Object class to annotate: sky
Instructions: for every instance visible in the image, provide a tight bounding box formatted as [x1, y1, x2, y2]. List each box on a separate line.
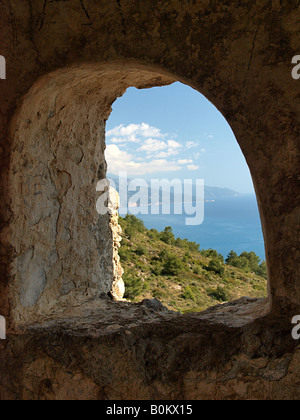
[105, 82, 255, 194]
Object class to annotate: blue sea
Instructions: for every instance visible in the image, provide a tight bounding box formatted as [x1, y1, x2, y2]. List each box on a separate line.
[134, 195, 266, 262]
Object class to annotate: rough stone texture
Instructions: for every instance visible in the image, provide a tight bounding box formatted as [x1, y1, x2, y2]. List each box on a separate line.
[6, 67, 174, 329]
[109, 189, 125, 301]
[9, 73, 114, 327]
[97, 183, 125, 301]
[1, 298, 300, 400]
[0, 0, 299, 400]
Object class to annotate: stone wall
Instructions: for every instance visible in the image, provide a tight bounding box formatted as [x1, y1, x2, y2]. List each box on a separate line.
[9, 72, 114, 327]
[4, 67, 174, 329]
[1, 298, 300, 400]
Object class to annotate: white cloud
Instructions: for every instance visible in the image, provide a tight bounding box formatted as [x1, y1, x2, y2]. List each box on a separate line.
[142, 138, 182, 155]
[156, 149, 180, 158]
[178, 159, 193, 165]
[187, 165, 199, 171]
[186, 141, 198, 149]
[107, 123, 183, 162]
[105, 144, 135, 173]
[109, 135, 139, 144]
[107, 123, 164, 140]
[167, 140, 181, 149]
[105, 144, 181, 176]
[138, 138, 182, 159]
[106, 123, 203, 176]
[139, 138, 168, 153]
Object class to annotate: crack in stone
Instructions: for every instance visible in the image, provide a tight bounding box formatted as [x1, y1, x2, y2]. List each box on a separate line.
[115, 0, 126, 36]
[79, 0, 92, 24]
[28, 0, 42, 66]
[6, 0, 18, 45]
[39, 0, 92, 30]
[243, 23, 261, 87]
[39, 0, 48, 31]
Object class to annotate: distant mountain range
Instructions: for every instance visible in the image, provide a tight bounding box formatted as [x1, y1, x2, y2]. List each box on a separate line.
[108, 175, 241, 202]
[203, 186, 241, 200]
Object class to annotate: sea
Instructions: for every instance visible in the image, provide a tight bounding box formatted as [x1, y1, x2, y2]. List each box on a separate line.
[129, 195, 266, 262]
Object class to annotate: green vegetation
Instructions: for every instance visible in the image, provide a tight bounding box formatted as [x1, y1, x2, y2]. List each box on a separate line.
[207, 286, 231, 302]
[118, 215, 268, 313]
[225, 250, 267, 277]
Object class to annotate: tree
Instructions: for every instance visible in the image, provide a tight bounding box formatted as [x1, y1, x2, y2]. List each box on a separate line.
[202, 249, 224, 263]
[175, 237, 200, 252]
[160, 226, 175, 245]
[120, 215, 146, 239]
[207, 258, 225, 276]
[162, 253, 183, 276]
[226, 250, 238, 265]
[226, 250, 261, 274]
[207, 286, 230, 302]
[240, 251, 261, 272]
[256, 260, 267, 278]
[123, 273, 144, 300]
[147, 229, 159, 240]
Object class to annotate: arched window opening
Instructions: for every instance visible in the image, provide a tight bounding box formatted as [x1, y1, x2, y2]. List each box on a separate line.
[7, 64, 271, 330]
[106, 82, 267, 313]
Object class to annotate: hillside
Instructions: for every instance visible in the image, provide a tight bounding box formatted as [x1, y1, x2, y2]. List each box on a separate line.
[118, 215, 268, 313]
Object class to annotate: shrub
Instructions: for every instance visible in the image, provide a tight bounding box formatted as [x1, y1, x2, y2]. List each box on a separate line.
[225, 250, 238, 265]
[118, 246, 130, 262]
[162, 254, 183, 276]
[147, 230, 159, 240]
[202, 249, 224, 263]
[159, 249, 169, 262]
[187, 241, 200, 252]
[256, 260, 267, 278]
[207, 286, 230, 302]
[226, 250, 266, 277]
[175, 237, 187, 249]
[153, 288, 167, 299]
[182, 286, 196, 301]
[122, 214, 146, 239]
[253, 284, 266, 291]
[135, 245, 147, 256]
[193, 265, 201, 275]
[207, 258, 225, 276]
[123, 273, 144, 300]
[151, 262, 162, 276]
[160, 226, 175, 245]
[175, 237, 200, 252]
[182, 252, 192, 264]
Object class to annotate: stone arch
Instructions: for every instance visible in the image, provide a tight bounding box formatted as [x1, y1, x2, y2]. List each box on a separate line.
[0, 1, 299, 331]
[7, 63, 177, 328]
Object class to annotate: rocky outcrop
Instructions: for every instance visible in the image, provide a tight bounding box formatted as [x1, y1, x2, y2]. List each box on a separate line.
[1, 298, 300, 400]
[98, 183, 125, 301]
